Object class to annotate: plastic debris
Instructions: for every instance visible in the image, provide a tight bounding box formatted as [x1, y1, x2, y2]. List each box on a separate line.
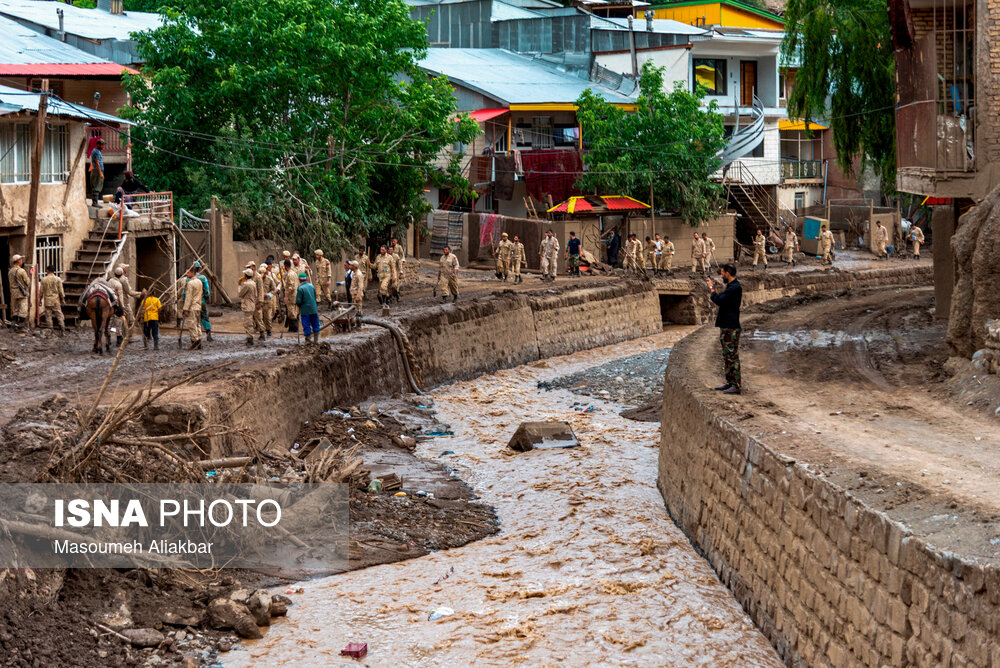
[428, 606, 454, 621]
[340, 642, 368, 659]
[394, 492, 407, 498]
[438, 450, 455, 457]
[284, 586, 304, 595]
[205, 471, 218, 478]
[426, 430, 455, 437]
[324, 409, 351, 418]
[368, 479, 383, 493]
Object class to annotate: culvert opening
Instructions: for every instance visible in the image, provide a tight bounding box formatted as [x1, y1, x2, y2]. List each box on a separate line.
[659, 293, 697, 325]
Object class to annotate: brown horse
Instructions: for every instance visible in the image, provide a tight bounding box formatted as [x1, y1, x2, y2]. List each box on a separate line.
[80, 293, 122, 354]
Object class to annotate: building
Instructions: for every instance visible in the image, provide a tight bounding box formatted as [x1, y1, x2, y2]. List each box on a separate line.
[647, 0, 784, 29]
[417, 48, 639, 217]
[0, 85, 173, 322]
[0, 16, 134, 191]
[0, 0, 163, 67]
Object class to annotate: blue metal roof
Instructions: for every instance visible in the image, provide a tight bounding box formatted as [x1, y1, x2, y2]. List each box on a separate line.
[0, 83, 131, 124]
[0, 16, 110, 65]
[419, 48, 636, 105]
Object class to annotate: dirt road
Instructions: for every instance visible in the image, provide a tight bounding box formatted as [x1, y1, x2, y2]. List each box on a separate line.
[224, 329, 782, 666]
[690, 287, 1000, 561]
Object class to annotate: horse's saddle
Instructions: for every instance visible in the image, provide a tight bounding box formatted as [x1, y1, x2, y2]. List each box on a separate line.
[81, 280, 119, 305]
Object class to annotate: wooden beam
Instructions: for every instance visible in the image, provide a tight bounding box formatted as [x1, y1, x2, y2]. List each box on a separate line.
[25, 80, 48, 270]
[63, 132, 88, 207]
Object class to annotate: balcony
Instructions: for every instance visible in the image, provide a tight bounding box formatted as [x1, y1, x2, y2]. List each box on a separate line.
[780, 160, 823, 180]
[88, 126, 128, 160]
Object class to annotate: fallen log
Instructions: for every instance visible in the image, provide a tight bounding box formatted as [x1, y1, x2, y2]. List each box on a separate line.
[193, 457, 253, 470]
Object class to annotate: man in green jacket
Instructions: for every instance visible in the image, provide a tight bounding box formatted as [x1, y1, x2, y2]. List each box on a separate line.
[295, 273, 320, 343]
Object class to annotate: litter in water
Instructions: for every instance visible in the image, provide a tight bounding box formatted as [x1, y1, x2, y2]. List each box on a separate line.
[428, 606, 455, 621]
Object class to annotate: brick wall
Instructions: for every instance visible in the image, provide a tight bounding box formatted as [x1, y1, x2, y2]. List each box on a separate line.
[659, 300, 1000, 668]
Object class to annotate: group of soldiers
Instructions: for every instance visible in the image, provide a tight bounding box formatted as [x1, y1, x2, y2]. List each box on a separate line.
[491, 232, 528, 283]
[620, 231, 717, 275]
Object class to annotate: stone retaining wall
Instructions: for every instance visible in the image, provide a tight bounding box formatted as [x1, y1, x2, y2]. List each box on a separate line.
[658, 306, 1000, 668]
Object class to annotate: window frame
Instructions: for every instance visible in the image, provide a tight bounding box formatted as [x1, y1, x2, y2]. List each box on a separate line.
[693, 58, 727, 96]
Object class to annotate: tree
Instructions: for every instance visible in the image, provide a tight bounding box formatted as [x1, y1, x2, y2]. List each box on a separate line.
[122, 0, 478, 251]
[575, 62, 727, 226]
[780, 0, 896, 194]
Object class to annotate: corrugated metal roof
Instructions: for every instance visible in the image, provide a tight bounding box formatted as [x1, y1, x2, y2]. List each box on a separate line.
[0, 0, 164, 40]
[491, 0, 545, 21]
[592, 16, 709, 35]
[0, 83, 131, 124]
[419, 48, 636, 105]
[0, 63, 132, 76]
[0, 15, 109, 64]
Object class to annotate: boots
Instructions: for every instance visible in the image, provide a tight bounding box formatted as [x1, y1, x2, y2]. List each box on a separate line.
[246, 336, 254, 346]
[190, 340, 202, 350]
[312, 332, 319, 343]
[452, 294, 458, 302]
[153, 339, 159, 350]
[143, 338, 149, 350]
[206, 331, 214, 342]
[258, 331, 266, 341]
[116, 335, 123, 347]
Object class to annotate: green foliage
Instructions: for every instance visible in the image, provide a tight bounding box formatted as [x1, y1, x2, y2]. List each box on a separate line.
[72, 0, 96, 8]
[122, 0, 478, 251]
[781, 0, 896, 194]
[575, 62, 727, 227]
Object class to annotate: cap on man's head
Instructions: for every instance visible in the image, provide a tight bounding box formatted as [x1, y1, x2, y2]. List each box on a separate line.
[244, 268, 254, 277]
[259, 263, 267, 272]
[11, 254, 22, 263]
[501, 232, 508, 238]
[245, 261, 256, 268]
[298, 272, 308, 281]
[283, 251, 291, 257]
[96, 138, 105, 145]
[292, 254, 300, 260]
[114, 267, 123, 276]
[314, 249, 323, 257]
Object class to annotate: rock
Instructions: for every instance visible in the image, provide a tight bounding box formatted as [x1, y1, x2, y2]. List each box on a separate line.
[507, 421, 580, 452]
[162, 609, 203, 627]
[217, 640, 233, 653]
[174, 630, 186, 642]
[392, 435, 417, 450]
[207, 598, 262, 639]
[270, 595, 291, 617]
[247, 589, 272, 627]
[228, 588, 251, 605]
[153, 414, 171, 425]
[181, 658, 198, 668]
[120, 628, 164, 648]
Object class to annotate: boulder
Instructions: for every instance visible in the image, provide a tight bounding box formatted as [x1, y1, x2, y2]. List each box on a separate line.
[270, 594, 292, 617]
[120, 628, 164, 649]
[247, 589, 272, 627]
[507, 421, 579, 452]
[207, 598, 262, 639]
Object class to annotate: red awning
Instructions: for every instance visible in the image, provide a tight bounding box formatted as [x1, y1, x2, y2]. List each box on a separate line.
[922, 196, 952, 205]
[468, 108, 509, 123]
[549, 195, 649, 214]
[0, 63, 138, 77]
[602, 196, 650, 211]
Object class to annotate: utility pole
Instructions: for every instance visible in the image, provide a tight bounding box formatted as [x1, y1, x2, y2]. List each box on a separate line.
[25, 79, 48, 271]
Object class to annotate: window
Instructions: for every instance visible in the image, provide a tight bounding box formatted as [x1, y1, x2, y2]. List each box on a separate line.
[779, 72, 786, 100]
[694, 58, 726, 96]
[35, 236, 64, 277]
[749, 138, 764, 158]
[794, 192, 805, 210]
[42, 125, 69, 183]
[0, 124, 30, 183]
[554, 124, 580, 147]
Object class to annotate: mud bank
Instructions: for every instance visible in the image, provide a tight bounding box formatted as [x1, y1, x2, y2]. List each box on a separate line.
[659, 291, 1000, 665]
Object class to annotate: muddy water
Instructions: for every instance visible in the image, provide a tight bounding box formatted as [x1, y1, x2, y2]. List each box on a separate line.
[226, 328, 781, 667]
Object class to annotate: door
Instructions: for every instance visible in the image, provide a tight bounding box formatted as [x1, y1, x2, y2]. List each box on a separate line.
[0, 236, 9, 318]
[740, 60, 757, 106]
[794, 192, 806, 211]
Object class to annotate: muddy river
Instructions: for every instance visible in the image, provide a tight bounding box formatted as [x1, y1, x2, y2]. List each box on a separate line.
[225, 328, 781, 666]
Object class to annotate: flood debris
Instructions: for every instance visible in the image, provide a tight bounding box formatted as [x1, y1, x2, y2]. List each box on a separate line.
[507, 421, 580, 452]
[340, 642, 368, 659]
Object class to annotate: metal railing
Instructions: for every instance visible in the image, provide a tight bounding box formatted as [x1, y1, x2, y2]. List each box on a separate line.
[124, 191, 174, 223]
[780, 160, 823, 180]
[718, 96, 765, 169]
[88, 126, 127, 156]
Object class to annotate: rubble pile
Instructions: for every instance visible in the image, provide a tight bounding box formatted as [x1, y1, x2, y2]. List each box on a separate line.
[971, 319, 1000, 375]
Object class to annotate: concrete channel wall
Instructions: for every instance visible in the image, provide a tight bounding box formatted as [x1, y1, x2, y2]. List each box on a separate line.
[658, 267, 1000, 668]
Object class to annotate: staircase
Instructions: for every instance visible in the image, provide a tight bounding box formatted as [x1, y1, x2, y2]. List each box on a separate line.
[726, 161, 780, 236]
[62, 217, 128, 323]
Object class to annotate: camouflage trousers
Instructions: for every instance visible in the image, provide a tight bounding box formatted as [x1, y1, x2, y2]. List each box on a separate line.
[719, 327, 742, 389]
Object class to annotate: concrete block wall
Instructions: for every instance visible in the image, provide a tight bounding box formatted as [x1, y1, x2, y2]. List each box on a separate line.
[658, 285, 1000, 668]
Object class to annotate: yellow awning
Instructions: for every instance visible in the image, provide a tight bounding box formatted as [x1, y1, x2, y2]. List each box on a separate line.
[509, 102, 638, 112]
[779, 120, 829, 131]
